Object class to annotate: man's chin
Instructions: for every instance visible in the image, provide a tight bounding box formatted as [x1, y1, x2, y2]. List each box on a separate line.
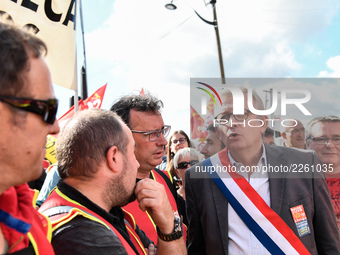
[119, 192, 136, 208]
[128, 193, 136, 204]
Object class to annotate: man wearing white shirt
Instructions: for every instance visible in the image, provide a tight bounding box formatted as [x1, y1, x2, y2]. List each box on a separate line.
[185, 87, 339, 254]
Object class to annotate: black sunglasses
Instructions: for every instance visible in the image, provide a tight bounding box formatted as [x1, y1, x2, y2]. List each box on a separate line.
[0, 95, 58, 124]
[177, 160, 199, 169]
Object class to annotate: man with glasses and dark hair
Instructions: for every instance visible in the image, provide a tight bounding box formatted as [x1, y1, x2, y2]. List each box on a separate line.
[0, 22, 59, 254]
[306, 115, 340, 236]
[110, 93, 187, 244]
[263, 127, 275, 145]
[280, 119, 306, 149]
[185, 87, 339, 254]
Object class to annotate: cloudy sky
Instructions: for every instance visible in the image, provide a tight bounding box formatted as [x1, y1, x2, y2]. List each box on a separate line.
[54, 0, 340, 136]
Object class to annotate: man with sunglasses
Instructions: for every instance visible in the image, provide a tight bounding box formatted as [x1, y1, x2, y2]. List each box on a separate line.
[111, 93, 187, 244]
[0, 23, 59, 254]
[306, 115, 340, 236]
[185, 87, 339, 254]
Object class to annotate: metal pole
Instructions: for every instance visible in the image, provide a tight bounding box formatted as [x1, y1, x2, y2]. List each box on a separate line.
[79, 0, 88, 99]
[81, 66, 88, 99]
[211, 0, 225, 83]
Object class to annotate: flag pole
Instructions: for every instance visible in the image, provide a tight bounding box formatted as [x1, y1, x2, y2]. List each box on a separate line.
[79, 0, 88, 100]
[74, 49, 78, 111]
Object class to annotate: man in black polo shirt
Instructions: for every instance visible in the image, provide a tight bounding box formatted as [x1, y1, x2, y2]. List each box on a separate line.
[40, 109, 186, 254]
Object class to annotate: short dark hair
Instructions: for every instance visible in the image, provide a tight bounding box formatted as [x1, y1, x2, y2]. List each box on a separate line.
[206, 123, 225, 149]
[110, 93, 163, 128]
[306, 115, 340, 140]
[207, 123, 216, 133]
[264, 127, 274, 137]
[57, 109, 129, 179]
[0, 22, 47, 96]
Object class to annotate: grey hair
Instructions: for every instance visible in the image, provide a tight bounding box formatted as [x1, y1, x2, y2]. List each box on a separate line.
[306, 115, 340, 140]
[173, 147, 203, 169]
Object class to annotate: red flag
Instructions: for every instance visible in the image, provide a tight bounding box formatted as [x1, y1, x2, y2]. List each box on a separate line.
[83, 84, 107, 109]
[190, 106, 207, 139]
[202, 97, 215, 133]
[207, 96, 214, 116]
[58, 99, 86, 123]
[58, 84, 107, 122]
[140, 88, 145, 96]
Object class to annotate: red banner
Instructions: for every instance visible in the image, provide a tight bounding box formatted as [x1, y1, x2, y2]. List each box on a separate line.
[190, 106, 206, 139]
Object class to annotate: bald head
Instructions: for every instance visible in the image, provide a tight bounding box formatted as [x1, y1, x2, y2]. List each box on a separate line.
[281, 119, 305, 149]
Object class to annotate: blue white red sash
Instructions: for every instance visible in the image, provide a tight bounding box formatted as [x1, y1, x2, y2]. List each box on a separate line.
[203, 149, 310, 255]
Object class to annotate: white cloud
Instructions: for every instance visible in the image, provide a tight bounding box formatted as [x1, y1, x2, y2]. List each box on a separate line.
[60, 0, 340, 135]
[318, 56, 340, 77]
[85, 0, 340, 82]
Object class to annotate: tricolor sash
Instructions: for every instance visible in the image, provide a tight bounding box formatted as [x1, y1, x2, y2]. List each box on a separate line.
[203, 149, 310, 255]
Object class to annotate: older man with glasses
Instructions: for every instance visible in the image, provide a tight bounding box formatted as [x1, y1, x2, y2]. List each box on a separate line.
[280, 119, 306, 149]
[0, 22, 59, 254]
[306, 115, 340, 236]
[111, 93, 187, 245]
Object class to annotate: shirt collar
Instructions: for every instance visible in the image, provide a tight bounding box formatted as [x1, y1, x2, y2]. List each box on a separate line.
[228, 143, 268, 177]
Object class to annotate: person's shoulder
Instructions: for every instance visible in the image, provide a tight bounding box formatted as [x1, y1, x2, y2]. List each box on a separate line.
[266, 144, 316, 159]
[52, 216, 128, 255]
[187, 160, 206, 175]
[53, 215, 111, 236]
[186, 160, 212, 186]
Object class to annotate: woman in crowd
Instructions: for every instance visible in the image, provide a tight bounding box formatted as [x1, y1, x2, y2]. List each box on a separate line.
[164, 130, 191, 181]
[173, 147, 203, 226]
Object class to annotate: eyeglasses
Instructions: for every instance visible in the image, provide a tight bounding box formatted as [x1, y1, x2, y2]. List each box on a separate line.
[310, 137, 340, 145]
[131, 125, 171, 142]
[172, 138, 187, 145]
[215, 109, 251, 122]
[0, 95, 58, 124]
[177, 160, 199, 169]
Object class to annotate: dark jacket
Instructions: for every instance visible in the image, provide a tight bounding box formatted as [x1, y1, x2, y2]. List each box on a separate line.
[185, 145, 340, 255]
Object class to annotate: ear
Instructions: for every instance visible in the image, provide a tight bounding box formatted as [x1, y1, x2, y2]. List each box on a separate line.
[106, 145, 121, 173]
[215, 126, 223, 141]
[215, 126, 227, 145]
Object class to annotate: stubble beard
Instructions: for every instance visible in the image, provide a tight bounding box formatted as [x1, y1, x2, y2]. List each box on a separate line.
[103, 158, 137, 209]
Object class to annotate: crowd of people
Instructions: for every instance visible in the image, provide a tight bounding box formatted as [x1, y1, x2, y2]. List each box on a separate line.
[1, 22, 340, 255]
